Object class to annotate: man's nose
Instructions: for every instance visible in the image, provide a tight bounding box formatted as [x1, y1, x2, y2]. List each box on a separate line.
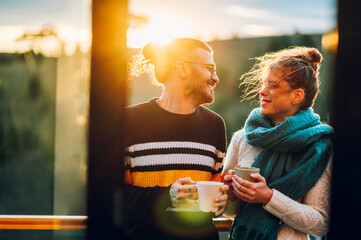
[212, 72, 219, 84]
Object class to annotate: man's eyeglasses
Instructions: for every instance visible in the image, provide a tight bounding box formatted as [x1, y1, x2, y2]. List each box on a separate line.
[182, 61, 217, 75]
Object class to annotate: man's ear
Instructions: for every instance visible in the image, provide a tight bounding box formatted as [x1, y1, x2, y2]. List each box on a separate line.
[291, 88, 305, 105]
[175, 61, 188, 78]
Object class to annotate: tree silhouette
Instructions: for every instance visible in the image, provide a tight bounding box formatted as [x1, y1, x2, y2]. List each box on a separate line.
[16, 26, 65, 56]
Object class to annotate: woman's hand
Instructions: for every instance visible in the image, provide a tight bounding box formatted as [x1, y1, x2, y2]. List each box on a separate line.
[223, 169, 237, 201]
[214, 184, 229, 216]
[170, 177, 197, 208]
[232, 174, 273, 204]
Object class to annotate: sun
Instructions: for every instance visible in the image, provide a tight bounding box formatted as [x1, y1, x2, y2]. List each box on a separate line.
[127, 13, 191, 49]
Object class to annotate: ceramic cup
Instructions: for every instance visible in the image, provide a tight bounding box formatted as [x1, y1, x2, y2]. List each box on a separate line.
[195, 181, 224, 212]
[234, 167, 260, 182]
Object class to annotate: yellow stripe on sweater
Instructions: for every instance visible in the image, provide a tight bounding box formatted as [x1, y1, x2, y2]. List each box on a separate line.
[127, 170, 221, 187]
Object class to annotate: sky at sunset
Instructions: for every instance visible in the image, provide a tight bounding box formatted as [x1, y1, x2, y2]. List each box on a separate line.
[128, 0, 337, 48]
[0, 0, 337, 53]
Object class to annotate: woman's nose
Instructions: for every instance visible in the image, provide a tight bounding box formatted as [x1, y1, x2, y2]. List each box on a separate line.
[259, 85, 268, 96]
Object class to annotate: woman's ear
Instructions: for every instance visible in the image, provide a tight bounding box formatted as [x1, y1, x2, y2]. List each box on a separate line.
[291, 88, 305, 105]
[175, 61, 188, 78]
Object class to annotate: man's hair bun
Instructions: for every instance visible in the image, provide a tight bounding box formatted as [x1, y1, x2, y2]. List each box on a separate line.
[142, 42, 160, 63]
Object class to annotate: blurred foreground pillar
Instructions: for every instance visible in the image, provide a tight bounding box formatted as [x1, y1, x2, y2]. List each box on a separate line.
[329, 0, 361, 239]
[87, 0, 128, 239]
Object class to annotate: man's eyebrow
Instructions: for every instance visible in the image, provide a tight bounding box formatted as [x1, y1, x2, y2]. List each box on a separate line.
[200, 63, 216, 70]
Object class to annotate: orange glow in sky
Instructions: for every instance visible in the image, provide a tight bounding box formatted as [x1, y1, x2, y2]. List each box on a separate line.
[127, 13, 192, 49]
[0, 0, 336, 54]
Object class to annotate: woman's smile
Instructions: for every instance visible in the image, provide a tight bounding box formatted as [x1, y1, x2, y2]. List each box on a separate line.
[260, 98, 271, 107]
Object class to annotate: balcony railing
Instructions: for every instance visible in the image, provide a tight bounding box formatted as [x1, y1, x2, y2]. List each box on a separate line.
[0, 215, 87, 230]
[0, 215, 233, 231]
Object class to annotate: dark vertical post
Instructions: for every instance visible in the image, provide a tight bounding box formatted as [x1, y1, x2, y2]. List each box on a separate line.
[329, 0, 361, 239]
[88, 0, 128, 239]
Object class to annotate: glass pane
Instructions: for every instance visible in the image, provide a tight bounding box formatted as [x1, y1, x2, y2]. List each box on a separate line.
[127, 1, 336, 240]
[0, 0, 91, 217]
[0, 0, 337, 239]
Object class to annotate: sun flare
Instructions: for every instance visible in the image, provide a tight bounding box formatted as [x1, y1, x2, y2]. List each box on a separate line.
[127, 13, 191, 49]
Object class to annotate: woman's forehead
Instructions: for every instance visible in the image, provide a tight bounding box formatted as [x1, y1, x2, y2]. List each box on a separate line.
[266, 66, 291, 79]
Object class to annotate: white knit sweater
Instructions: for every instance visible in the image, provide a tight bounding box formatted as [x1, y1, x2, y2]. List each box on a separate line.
[223, 129, 332, 240]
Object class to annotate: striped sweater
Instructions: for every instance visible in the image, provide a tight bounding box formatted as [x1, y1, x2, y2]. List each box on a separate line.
[124, 98, 226, 187]
[123, 98, 226, 240]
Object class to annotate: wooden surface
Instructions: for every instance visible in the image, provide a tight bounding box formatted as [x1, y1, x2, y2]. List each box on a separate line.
[0, 215, 87, 230]
[213, 217, 234, 232]
[0, 215, 233, 231]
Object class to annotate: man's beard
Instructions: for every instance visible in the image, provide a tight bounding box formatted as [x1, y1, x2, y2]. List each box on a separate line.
[184, 76, 215, 106]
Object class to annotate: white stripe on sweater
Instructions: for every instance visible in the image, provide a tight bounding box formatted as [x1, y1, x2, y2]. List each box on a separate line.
[129, 154, 214, 168]
[126, 141, 225, 158]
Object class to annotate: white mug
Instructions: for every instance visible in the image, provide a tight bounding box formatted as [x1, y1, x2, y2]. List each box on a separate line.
[195, 181, 224, 212]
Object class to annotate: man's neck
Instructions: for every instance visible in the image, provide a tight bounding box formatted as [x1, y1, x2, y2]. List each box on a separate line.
[158, 93, 197, 115]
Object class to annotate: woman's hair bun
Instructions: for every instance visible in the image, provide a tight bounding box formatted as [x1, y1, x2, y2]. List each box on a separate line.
[307, 48, 322, 64]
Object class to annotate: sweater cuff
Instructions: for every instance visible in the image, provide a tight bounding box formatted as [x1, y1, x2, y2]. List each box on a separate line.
[263, 189, 289, 217]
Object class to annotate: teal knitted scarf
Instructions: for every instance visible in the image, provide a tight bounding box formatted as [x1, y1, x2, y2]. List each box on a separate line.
[229, 108, 333, 240]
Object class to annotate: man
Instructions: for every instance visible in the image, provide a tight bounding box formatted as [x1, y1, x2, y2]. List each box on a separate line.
[123, 38, 229, 240]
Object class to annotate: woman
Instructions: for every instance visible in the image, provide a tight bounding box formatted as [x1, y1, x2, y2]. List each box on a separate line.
[222, 47, 333, 240]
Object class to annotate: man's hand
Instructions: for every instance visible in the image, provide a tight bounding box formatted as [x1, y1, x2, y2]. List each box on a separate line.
[170, 177, 198, 208]
[214, 184, 229, 216]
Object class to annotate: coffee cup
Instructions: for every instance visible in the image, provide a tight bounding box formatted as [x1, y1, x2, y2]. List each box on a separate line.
[234, 167, 260, 182]
[195, 181, 224, 212]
